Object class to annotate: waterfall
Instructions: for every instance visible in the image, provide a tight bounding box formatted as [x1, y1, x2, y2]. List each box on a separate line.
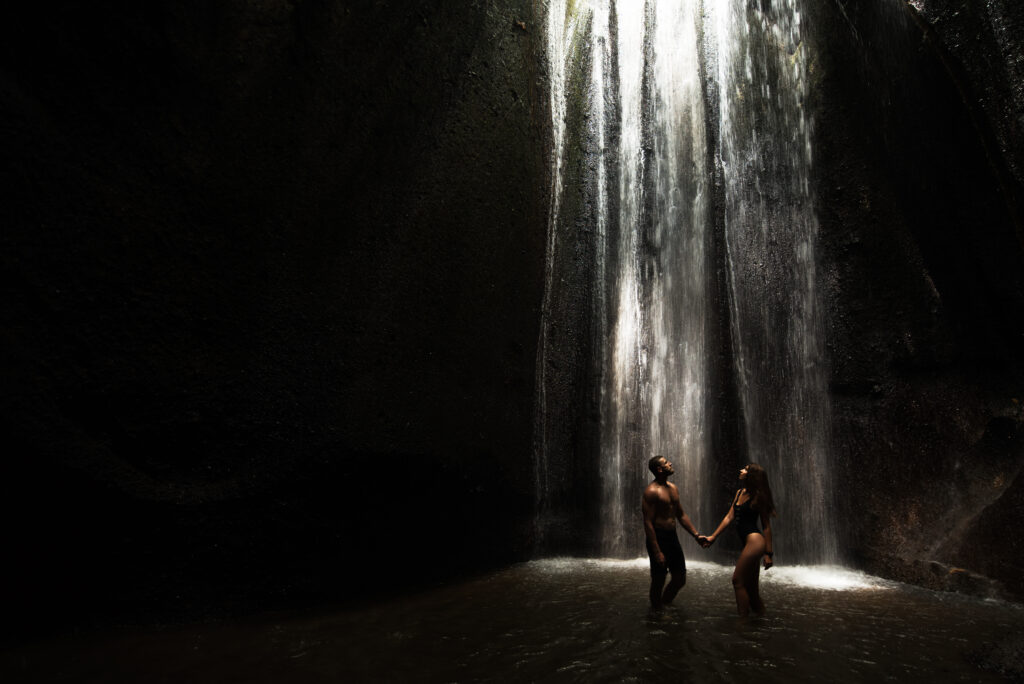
[589, 0, 714, 558]
[710, 0, 837, 564]
[600, 0, 647, 556]
[533, 0, 590, 549]
[643, 0, 715, 553]
[537, 0, 836, 564]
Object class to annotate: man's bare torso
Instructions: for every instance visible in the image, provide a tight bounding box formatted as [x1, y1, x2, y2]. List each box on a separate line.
[643, 481, 679, 531]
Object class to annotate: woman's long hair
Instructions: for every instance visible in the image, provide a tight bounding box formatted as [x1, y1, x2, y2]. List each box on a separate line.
[745, 463, 777, 517]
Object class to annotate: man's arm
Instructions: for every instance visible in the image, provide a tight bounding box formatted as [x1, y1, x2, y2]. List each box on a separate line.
[642, 489, 664, 564]
[670, 484, 701, 540]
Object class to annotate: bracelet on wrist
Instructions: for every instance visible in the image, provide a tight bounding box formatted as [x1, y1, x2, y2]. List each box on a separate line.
[764, 551, 773, 558]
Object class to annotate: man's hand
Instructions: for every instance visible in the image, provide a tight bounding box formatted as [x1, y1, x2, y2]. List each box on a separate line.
[655, 551, 666, 566]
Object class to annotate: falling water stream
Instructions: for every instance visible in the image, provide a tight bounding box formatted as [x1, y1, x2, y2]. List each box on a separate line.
[538, 0, 836, 563]
[711, 0, 837, 564]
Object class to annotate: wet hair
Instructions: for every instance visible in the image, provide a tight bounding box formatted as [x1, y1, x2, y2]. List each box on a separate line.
[744, 463, 777, 517]
[648, 455, 666, 475]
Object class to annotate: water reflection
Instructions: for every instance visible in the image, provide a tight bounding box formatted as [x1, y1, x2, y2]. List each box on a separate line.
[2, 560, 1020, 683]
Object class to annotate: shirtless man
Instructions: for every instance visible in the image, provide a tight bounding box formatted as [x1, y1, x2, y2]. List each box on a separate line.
[642, 455, 705, 608]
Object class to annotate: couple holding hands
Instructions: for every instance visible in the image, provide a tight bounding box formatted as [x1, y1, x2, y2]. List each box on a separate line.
[642, 455, 776, 616]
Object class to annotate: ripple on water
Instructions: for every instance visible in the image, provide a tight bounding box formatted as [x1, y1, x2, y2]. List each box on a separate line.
[0, 559, 1021, 683]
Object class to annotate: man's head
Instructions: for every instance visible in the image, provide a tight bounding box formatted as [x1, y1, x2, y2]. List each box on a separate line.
[648, 455, 673, 477]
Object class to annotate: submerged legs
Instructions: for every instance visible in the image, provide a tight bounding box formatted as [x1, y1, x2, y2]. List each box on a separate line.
[732, 533, 766, 616]
[649, 569, 687, 608]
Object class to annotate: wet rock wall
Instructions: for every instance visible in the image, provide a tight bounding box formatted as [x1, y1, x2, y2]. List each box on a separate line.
[808, 0, 1024, 598]
[1, 0, 549, 635]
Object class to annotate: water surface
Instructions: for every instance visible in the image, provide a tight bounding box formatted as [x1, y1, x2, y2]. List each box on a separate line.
[3, 560, 1020, 682]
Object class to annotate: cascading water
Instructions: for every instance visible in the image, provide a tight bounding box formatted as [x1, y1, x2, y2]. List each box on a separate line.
[591, 0, 716, 558]
[533, 0, 590, 545]
[600, 0, 648, 557]
[537, 0, 836, 564]
[642, 0, 715, 554]
[710, 0, 837, 564]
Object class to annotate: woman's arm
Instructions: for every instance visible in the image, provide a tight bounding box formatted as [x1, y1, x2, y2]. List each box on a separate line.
[761, 511, 774, 569]
[706, 490, 739, 545]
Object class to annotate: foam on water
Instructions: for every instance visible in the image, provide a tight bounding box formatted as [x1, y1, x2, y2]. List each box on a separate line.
[761, 564, 893, 591]
[529, 557, 893, 591]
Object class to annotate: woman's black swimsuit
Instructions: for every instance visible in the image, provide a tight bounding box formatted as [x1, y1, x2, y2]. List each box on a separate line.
[734, 498, 762, 541]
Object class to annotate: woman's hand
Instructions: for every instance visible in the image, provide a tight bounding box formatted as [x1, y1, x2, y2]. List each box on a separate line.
[763, 555, 773, 570]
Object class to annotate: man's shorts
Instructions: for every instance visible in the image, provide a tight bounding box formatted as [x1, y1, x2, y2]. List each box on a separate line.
[647, 527, 687, 577]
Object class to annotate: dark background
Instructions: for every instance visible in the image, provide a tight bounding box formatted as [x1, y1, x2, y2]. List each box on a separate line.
[1, 0, 1022, 639]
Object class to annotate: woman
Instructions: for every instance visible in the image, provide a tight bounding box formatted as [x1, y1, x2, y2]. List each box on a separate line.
[704, 463, 776, 616]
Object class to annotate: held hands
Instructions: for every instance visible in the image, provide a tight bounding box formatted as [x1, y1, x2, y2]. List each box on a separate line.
[696, 534, 713, 549]
[763, 554, 774, 570]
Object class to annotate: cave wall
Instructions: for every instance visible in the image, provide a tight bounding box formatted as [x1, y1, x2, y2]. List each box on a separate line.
[0, 0, 549, 635]
[808, 0, 1024, 597]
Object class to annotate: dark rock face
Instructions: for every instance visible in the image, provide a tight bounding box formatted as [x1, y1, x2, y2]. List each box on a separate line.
[807, 0, 1024, 597]
[1, 0, 548, 635]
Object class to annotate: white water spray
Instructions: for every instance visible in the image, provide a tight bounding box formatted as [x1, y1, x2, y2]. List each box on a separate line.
[710, 0, 837, 563]
[538, 0, 837, 564]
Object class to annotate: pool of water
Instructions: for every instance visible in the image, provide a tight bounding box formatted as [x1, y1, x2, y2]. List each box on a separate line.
[3, 559, 1022, 682]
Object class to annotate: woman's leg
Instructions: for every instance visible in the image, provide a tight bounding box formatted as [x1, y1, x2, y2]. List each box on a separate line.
[731, 533, 766, 616]
[746, 565, 765, 616]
